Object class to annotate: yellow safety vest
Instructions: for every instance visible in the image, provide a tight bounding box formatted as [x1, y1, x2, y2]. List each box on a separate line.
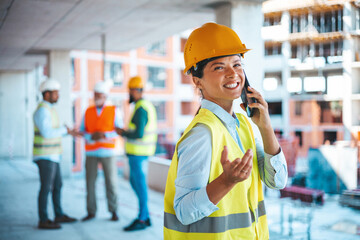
[125, 99, 157, 156]
[33, 102, 62, 156]
[164, 108, 268, 240]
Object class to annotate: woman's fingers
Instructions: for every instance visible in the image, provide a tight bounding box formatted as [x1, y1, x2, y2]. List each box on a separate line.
[240, 103, 246, 112]
[247, 87, 267, 107]
[234, 149, 253, 173]
[221, 149, 253, 183]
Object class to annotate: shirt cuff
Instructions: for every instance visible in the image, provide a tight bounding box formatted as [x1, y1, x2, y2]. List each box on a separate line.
[105, 131, 118, 139]
[61, 126, 68, 136]
[194, 187, 219, 217]
[264, 148, 288, 189]
[84, 133, 94, 143]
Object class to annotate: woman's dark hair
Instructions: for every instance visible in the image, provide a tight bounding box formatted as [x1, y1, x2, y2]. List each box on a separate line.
[188, 54, 242, 78]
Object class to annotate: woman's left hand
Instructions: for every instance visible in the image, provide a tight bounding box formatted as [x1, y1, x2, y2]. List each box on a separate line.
[240, 86, 271, 129]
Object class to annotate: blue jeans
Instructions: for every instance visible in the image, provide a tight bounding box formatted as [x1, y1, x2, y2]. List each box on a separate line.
[36, 160, 63, 222]
[128, 155, 149, 221]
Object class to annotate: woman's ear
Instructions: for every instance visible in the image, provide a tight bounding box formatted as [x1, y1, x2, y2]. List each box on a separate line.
[192, 76, 202, 90]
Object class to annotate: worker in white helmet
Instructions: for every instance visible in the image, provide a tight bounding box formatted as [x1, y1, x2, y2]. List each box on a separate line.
[79, 80, 122, 222]
[33, 79, 79, 229]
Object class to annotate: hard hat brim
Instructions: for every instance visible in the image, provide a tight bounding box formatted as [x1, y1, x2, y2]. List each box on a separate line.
[184, 49, 251, 74]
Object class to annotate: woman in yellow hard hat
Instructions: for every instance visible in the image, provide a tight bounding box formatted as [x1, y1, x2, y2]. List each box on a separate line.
[163, 22, 288, 239]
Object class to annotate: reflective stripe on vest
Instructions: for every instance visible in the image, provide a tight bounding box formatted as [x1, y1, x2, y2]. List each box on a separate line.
[164, 201, 266, 233]
[33, 102, 62, 156]
[84, 105, 116, 151]
[125, 99, 157, 156]
[163, 108, 269, 240]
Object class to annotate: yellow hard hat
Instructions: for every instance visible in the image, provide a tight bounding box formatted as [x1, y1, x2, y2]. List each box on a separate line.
[128, 76, 144, 89]
[183, 22, 250, 74]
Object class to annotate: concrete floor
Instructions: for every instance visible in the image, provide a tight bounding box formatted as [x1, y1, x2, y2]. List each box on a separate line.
[1, 158, 360, 240]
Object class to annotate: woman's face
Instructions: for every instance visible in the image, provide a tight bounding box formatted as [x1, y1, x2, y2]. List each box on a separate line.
[193, 55, 245, 111]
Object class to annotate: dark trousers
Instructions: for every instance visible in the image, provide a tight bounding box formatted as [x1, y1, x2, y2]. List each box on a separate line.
[36, 160, 63, 222]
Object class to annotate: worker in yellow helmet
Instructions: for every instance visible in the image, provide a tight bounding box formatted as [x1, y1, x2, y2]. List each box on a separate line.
[116, 76, 157, 231]
[164, 22, 288, 239]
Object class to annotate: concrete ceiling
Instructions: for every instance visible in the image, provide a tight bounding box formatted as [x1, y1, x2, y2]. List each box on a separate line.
[0, 0, 265, 72]
[0, 0, 219, 72]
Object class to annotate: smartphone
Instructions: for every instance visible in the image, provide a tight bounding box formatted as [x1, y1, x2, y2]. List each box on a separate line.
[240, 72, 257, 117]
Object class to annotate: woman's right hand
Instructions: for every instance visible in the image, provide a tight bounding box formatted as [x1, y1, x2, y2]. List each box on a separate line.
[206, 146, 253, 205]
[220, 146, 253, 184]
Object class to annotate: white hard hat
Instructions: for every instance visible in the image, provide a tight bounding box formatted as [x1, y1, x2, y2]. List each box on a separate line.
[39, 79, 61, 92]
[94, 80, 113, 95]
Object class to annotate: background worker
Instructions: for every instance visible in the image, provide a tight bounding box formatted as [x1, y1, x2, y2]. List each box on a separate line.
[33, 79, 78, 230]
[164, 22, 288, 239]
[115, 76, 157, 231]
[80, 81, 121, 222]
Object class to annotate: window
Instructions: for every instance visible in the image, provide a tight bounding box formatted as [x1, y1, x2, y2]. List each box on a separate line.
[300, 14, 308, 32]
[313, 13, 321, 32]
[327, 75, 344, 97]
[300, 44, 310, 62]
[264, 15, 281, 26]
[265, 46, 273, 56]
[264, 73, 281, 91]
[318, 100, 343, 123]
[268, 101, 282, 115]
[324, 131, 337, 144]
[105, 62, 124, 87]
[323, 43, 331, 60]
[263, 77, 279, 91]
[324, 11, 333, 32]
[334, 41, 343, 56]
[274, 129, 283, 137]
[265, 44, 281, 56]
[146, 40, 166, 56]
[315, 43, 322, 57]
[273, 45, 282, 55]
[290, 15, 301, 33]
[336, 9, 343, 31]
[287, 77, 302, 93]
[147, 66, 167, 89]
[152, 101, 166, 121]
[356, 8, 360, 30]
[295, 101, 303, 116]
[181, 102, 192, 115]
[304, 76, 326, 93]
[295, 131, 303, 146]
[291, 45, 298, 59]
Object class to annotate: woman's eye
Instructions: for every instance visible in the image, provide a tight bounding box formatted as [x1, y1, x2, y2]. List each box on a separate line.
[214, 66, 223, 70]
[234, 63, 242, 68]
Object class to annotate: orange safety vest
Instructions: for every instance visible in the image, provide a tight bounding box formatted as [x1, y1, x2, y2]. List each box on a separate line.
[84, 105, 116, 151]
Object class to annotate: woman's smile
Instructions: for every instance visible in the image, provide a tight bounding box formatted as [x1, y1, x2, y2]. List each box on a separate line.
[224, 81, 240, 89]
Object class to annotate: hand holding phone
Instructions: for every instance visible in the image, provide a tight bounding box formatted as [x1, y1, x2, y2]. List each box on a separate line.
[240, 72, 257, 117]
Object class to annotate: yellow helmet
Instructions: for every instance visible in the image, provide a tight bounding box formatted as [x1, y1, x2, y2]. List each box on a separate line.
[183, 22, 250, 74]
[128, 76, 144, 89]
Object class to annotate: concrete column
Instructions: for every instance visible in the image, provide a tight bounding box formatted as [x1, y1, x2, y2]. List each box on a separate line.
[215, 1, 264, 136]
[342, 3, 354, 140]
[215, 2, 232, 27]
[282, 11, 291, 138]
[48, 50, 73, 177]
